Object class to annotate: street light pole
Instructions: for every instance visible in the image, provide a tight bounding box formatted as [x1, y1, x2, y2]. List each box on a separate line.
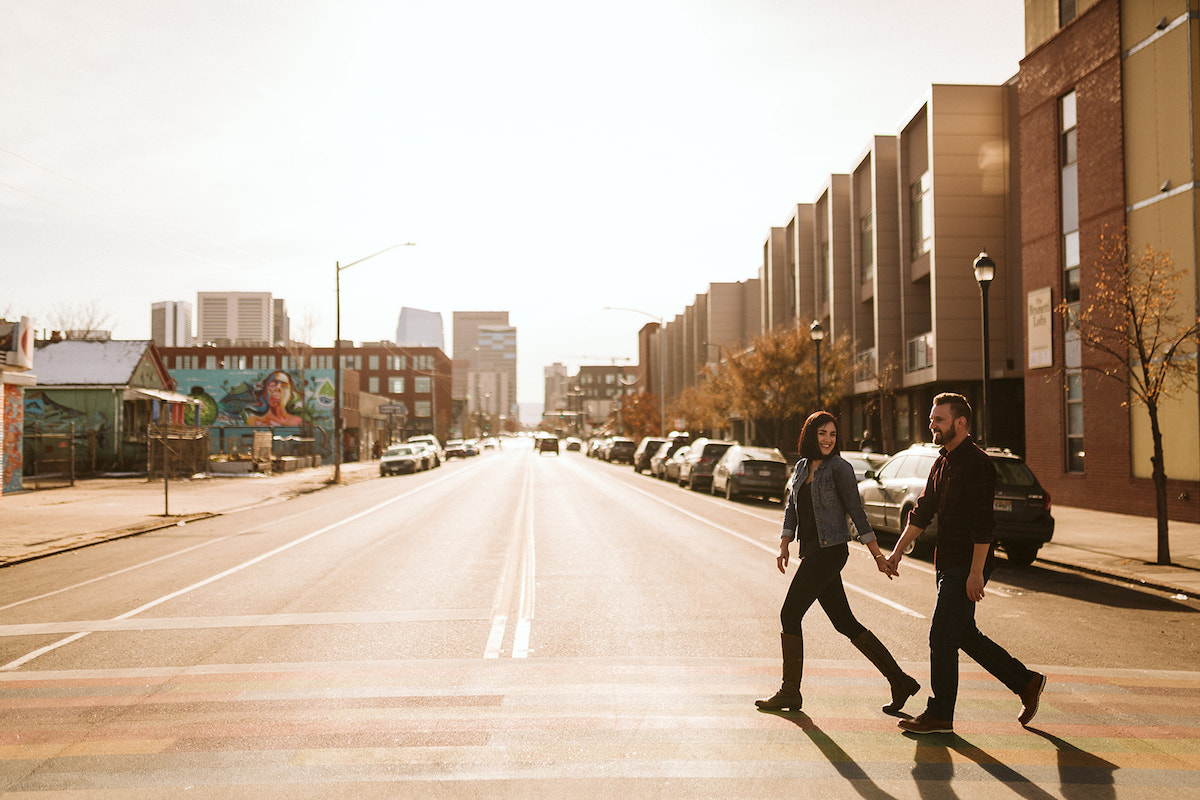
[973, 251, 996, 447]
[333, 242, 415, 483]
[810, 320, 826, 411]
[604, 306, 667, 436]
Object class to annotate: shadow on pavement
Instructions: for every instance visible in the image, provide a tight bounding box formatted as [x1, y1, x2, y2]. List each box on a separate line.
[1025, 727, 1118, 800]
[765, 710, 901, 800]
[989, 561, 1198, 612]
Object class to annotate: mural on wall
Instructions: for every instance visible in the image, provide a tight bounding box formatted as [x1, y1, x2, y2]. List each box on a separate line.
[169, 369, 335, 428]
[3, 384, 23, 493]
[23, 390, 109, 437]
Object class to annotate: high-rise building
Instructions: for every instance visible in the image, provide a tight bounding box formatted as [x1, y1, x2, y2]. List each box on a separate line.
[452, 311, 517, 421]
[544, 362, 569, 415]
[150, 301, 192, 347]
[395, 307, 444, 349]
[272, 298, 290, 345]
[197, 292, 274, 345]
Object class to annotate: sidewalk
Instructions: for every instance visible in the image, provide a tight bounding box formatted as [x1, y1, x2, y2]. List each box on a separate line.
[1, 464, 1198, 598]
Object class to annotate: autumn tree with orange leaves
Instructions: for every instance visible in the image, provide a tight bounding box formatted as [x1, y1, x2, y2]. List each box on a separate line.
[1059, 231, 1200, 564]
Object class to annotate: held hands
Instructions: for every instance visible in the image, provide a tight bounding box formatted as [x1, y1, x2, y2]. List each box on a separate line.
[873, 551, 898, 580]
[885, 549, 903, 577]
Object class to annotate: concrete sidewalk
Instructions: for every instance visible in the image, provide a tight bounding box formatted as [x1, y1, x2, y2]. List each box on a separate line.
[1, 463, 1198, 598]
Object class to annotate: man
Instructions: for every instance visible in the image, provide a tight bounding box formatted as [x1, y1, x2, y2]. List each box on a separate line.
[887, 392, 1046, 734]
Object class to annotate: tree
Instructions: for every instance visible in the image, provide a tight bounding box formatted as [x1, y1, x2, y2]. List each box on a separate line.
[1059, 231, 1200, 564]
[50, 301, 111, 339]
[617, 390, 661, 439]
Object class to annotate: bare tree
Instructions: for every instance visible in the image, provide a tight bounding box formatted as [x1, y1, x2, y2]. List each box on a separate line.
[50, 301, 112, 339]
[1058, 231, 1200, 564]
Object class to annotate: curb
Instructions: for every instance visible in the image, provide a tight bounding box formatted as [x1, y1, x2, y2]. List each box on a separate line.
[1033, 554, 1193, 597]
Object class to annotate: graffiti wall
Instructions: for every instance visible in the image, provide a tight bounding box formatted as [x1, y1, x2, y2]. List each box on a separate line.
[3, 384, 22, 493]
[168, 369, 336, 428]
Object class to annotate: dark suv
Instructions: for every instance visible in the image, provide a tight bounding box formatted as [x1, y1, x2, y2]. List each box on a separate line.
[677, 438, 737, 492]
[632, 437, 668, 473]
[857, 443, 1054, 565]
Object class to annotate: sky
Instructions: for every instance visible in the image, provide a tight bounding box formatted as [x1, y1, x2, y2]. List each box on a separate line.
[1, 0, 1026, 421]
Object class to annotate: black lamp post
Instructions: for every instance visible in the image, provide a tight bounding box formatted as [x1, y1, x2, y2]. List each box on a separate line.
[973, 250, 996, 447]
[810, 320, 826, 410]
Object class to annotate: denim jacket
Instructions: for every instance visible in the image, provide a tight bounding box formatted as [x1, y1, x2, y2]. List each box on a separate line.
[782, 454, 877, 547]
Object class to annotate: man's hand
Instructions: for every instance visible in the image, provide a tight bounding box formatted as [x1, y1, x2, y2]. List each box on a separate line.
[966, 572, 986, 602]
[874, 555, 896, 580]
[885, 550, 903, 576]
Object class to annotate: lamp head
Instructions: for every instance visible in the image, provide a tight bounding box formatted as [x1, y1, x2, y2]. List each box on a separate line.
[809, 320, 826, 342]
[973, 251, 996, 284]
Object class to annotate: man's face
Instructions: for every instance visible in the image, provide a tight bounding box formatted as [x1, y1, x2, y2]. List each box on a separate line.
[928, 403, 960, 446]
[266, 376, 291, 407]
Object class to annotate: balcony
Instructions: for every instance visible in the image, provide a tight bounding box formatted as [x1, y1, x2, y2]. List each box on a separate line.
[905, 332, 934, 372]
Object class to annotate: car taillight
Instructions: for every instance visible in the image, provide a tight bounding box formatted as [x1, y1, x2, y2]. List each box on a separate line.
[1043, 491, 1052, 512]
[734, 464, 745, 476]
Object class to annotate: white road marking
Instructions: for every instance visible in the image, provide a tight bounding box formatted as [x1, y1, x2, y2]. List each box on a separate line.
[1, 464, 482, 672]
[485, 464, 536, 658]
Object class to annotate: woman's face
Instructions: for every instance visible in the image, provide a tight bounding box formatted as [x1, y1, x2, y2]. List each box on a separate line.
[265, 374, 292, 409]
[816, 421, 838, 457]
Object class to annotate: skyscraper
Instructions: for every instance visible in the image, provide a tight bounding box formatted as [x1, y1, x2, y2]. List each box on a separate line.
[150, 301, 192, 347]
[196, 292, 274, 345]
[453, 311, 517, 421]
[395, 307, 444, 349]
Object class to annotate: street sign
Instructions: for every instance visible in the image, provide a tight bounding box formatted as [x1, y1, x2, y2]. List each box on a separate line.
[380, 404, 406, 414]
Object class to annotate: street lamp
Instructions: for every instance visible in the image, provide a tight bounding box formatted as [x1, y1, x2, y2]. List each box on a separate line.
[973, 250, 996, 447]
[810, 320, 826, 410]
[334, 242, 415, 483]
[604, 306, 667, 436]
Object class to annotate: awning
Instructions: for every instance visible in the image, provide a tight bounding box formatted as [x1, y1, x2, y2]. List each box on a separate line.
[123, 387, 199, 404]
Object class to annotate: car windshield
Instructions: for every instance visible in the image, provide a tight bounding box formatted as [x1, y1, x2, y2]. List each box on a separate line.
[742, 447, 785, 462]
[386, 447, 413, 456]
[993, 458, 1038, 487]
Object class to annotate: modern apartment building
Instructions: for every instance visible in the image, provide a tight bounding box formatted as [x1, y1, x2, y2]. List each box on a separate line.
[196, 292, 275, 345]
[1018, 0, 1199, 520]
[150, 301, 192, 347]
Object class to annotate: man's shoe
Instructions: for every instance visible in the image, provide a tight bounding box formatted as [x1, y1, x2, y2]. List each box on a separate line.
[898, 713, 954, 734]
[1018, 673, 1047, 726]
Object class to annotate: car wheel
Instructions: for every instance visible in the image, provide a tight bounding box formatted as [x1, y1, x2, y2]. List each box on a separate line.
[725, 481, 736, 502]
[1003, 543, 1039, 566]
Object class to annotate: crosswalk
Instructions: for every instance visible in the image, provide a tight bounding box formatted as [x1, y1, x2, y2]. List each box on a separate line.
[1, 658, 1197, 798]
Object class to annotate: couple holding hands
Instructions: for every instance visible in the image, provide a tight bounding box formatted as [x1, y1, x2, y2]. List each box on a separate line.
[756, 394, 1047, 735]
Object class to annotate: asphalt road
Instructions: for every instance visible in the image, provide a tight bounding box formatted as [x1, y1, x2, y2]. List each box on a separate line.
[1, 442, 1198, 798]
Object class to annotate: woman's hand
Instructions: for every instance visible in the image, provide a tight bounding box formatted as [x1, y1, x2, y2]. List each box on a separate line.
[777, 539, 790, 573]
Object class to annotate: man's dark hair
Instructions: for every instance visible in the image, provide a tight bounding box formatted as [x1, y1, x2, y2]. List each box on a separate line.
[798, 411, 841, 459]
[932, 392, 973, 426]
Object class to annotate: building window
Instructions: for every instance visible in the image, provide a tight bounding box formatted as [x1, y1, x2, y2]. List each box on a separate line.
[369, 355, 379, 370]
[1059, 0, 1076, 27]
[369, 376, 379, 393]
[1060, 90, 1083, 471]
[860, 212, 874, 282]
[389, 377, 405, 393]
[415, 376, 431, 394]
[910, 172, 933, 257]
[415, 401, 431, 418]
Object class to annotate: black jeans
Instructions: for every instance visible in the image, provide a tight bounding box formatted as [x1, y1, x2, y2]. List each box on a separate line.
[780, 543, 868, 641]
[926, 563, 1034, 720]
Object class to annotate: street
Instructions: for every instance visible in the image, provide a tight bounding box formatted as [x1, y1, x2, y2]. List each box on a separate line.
[1, 442, 1198, 798]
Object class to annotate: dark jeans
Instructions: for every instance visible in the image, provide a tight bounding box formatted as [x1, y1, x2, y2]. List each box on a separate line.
[927, 563, 1034, 720]
[780, 543, 868, 641]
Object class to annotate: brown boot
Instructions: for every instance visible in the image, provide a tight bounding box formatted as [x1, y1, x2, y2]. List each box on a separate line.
[852, 629, 921, 714]
[755, 633, 804, 711]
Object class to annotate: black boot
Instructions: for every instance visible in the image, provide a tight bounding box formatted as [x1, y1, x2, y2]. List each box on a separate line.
[852, 629, 920, 714]
[755, 633, 804, 711]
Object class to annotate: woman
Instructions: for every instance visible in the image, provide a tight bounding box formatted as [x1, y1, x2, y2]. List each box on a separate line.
[245, 370, 304, 427]
[756, 411, 919, 714]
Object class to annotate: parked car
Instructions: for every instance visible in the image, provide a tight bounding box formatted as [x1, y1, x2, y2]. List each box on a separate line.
[632, 437, 668, 473]
[606, 437, 637, 464]
[444, 439, 472, 459]
[379, 444, 424, 476]
[406, 435, 443, 467]
[663, 444, 692, 483]
[857, 443, 1054, 565]
[587, 438, 608, 458]
[840, 449, 889, 481]
[537, 435, 560, 455]
[712, 445, 788, 502]
[564, 437, 584, 452]
[650, 438, 690, 479]
[678, 438, 737, 491]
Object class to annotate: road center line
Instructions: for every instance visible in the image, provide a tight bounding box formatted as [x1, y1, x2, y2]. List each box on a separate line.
[0, 464, 481, 672]
[485, 464, 536, 658]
